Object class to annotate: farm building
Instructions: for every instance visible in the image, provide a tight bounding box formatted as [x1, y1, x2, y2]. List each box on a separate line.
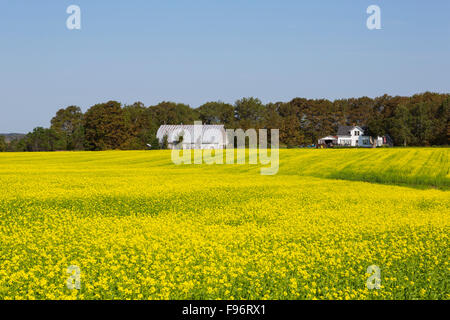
[318, 125, 392, 148]
[317, 136, 338, 146]
[157, 124, 227, 149]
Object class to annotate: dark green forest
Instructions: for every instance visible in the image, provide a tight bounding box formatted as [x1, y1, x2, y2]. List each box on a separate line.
[1, 92, 448, 152]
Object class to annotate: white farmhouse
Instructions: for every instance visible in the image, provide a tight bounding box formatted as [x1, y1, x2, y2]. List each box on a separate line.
[157, 124, 227, 150]
[318, 125, 389, 148]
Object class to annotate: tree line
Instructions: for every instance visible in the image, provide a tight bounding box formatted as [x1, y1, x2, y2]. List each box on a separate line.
[0, 92, 448, 152]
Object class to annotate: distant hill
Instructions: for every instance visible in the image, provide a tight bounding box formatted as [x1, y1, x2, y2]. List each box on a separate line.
[0, 133, 26, 143]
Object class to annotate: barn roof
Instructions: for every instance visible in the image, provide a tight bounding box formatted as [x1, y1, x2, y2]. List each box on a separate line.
[319, 136, 338, 141]
[156, 125, 226, 144]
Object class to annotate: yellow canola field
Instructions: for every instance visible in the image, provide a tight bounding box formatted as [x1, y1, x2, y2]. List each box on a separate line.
[0, 149, 448, 300]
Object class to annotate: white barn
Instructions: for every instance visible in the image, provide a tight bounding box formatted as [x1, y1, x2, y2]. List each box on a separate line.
[157, 124, 227, 150]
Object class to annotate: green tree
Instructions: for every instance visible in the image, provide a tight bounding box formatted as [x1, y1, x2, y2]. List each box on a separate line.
[289, 98, 318, 145]
[0, 136, 6, 152]
[432, 97, 450, 145]
[50, 106, 84, 150]
[6, 138, 26, 152]
[83, 101, 131, 151]
[347, 96, 375, 127]
[160, 134, 169, 149]
[263, 102, 284, 145]
[388, 105, 412, 146]
[264, 103, 283, 129]
[147, 134, 160, 150]
[281, 115, 304, 147]
[149, 102, 199, 126]
[410, 102, 434, 146]
[313, 99, 335, 141]
[234, 97, 266, 130]
[366, 118, 385, 147]
[123, 102, 158, 149]
[197, 101, 234, 126]
[23, 127, 65, 151]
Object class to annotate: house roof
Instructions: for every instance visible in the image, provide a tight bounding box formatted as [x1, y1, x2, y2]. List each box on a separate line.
[337, 125, 364, 136]
[157, 124, 226, 144]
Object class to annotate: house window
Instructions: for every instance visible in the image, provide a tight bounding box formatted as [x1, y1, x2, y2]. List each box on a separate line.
[355, 131, 360, 136]
[340, 139, 351, 146]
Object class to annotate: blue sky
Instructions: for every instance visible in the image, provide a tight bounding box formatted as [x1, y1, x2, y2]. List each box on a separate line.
[1, 0, 449, 132]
